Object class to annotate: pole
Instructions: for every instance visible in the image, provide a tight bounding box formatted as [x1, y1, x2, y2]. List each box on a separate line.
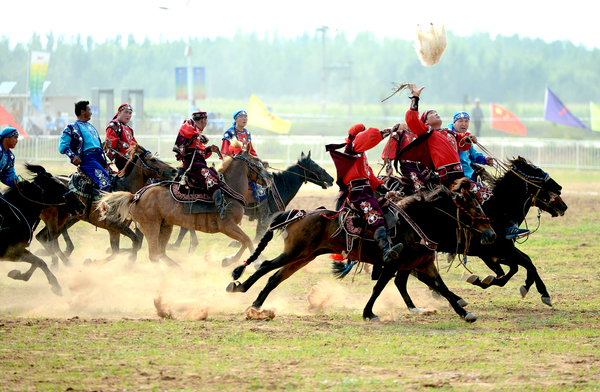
[185, 44, 193, 114]
[317, 25, 328, 116]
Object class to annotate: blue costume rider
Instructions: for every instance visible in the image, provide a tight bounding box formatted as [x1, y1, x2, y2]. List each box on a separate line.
[58, 101, 112, 192]
[0, 127, 21, 231]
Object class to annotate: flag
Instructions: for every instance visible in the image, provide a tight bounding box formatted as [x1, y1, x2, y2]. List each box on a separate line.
[0, 104, 28, 140]
[591, 102, 600, 132]
[544, 87, 590, 130]
[175, 67, 187, 100]
[490, 103, 527, 136]
[247, 94, 291, 134]
[29, 51, 51, 111]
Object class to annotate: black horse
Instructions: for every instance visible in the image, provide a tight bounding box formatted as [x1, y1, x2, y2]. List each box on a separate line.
[169, 151, 334, 253]
[0, 164, 85, 295]
[227, 178, 496, 322]
[340, 157, 568, 318]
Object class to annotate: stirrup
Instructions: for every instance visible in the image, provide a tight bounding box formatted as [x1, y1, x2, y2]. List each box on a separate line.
[505, 226, 530, 239]
[219, 201, 233, 220]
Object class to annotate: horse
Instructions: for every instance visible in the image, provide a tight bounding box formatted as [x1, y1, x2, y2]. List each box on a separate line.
[35, 144, 178, 267]
[337, 157, 568, 318]
[169, 151, 335, 252]
[226, 178, 496, 322]
[98, 145, 274, 270]
[457, 157, 567, 305]
[0, 164, 85, 295]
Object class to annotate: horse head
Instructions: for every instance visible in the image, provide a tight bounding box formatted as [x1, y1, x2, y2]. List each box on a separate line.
[23, 163, 85, 215]
[510, 157, 567, 217]
[297, 151, 334, 189]
[449, 177, 496, 245]
[238, 144, 273, 188]
[121, 144, 178, 181]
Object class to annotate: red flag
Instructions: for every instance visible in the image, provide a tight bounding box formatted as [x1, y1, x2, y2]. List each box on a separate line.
[0, 103, 28, 140]
[490, 103, 527, 136]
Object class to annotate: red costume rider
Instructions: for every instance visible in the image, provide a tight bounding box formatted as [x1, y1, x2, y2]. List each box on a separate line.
[105, 103, 137, 171]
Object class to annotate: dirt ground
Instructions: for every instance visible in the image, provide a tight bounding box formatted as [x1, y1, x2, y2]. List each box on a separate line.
[1, 181, 599, 391]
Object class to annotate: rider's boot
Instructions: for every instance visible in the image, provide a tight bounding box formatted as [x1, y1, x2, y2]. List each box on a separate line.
[257, 199, 270, 226]
[504, 217, 530, 239]
[213, 189, 233, 220]
[374, 226, 403, 263]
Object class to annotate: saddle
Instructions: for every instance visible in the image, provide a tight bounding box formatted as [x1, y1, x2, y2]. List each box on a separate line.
[339, 198, 399, 251]
[169, 180, 245, 214]
[68, 168, 117, 200]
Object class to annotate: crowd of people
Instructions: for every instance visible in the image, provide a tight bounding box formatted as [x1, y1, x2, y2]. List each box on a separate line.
[1, 84, 529, 251]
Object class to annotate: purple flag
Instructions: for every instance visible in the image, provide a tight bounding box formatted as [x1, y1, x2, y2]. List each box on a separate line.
[544, 87, 590, 130]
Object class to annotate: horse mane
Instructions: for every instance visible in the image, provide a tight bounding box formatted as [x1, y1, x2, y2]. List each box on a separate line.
[119, 144, 145, 177]
[397, 185, 449, 209]
[217, 155, 234, 174]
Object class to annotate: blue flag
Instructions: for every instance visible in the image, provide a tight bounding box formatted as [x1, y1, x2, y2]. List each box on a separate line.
[544, 87, 590, 130]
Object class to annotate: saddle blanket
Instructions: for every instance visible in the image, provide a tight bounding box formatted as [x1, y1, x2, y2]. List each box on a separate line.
[68, 171, 117, 200]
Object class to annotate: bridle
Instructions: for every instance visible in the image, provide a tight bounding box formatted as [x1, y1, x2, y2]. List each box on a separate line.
[431, 191, 490, 234]
[509, 165, 558, 212]
[233, 154, 270, 186]
[268, 161, 329, 187]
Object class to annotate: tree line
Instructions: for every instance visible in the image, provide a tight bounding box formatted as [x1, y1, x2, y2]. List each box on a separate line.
[1, 30, 599, 107]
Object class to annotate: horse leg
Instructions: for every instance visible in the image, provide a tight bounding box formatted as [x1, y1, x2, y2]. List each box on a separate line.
[221, 224, 256, 268]
[157, 224, 183, 272]
[58, 216, 80, 257]
[167, 227, 189, 250]
[35, 225, 59, 268]
[7, 248, 63, 296]
[188, 230, 198, 254]
[467, 255, 507, 287]
[513, 248, 552, 306]
[411, 269, 469, 308]
[362, 264, 397, 322]
[415, 263, 476, 322]
[250, 258, 315, 310]
[393, 270, 427, 314]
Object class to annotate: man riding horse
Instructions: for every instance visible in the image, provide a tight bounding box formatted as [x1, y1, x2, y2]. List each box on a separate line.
[327, 123, 404, 264]
[0, 126, 21, 234]
[58, 100, 112, 192]
[401, 83, 529, 240]
[174, 110, 233, 219]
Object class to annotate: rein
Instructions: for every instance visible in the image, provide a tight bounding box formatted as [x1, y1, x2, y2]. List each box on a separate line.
[14, 178, 72, 208]
[268, 163, 327, 187]
[431, 194, 490, 234]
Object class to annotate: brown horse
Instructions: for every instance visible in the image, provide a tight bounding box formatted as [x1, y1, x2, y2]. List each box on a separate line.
[35, 144, 178, 267]
[1, 164, 85, 295]
[99, 146, 273, 270]
[226, 178, 496, 322]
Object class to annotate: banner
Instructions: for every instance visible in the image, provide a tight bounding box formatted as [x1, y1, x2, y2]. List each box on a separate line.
[544, 87, 590, 130]
[175, 66, 206, 101]
[490, 103, 527, 136]
[29, 51, 51, 112]
[247, 94, 291, 134]
[591, 102, 600, 132]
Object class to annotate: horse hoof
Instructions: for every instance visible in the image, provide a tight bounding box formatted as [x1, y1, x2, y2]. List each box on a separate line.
[409, 307, 427, 315]
[226, 281, 240, 293]
[363, 315, 380, 322]
[7, 270, 21, 280]
[464, 312, 477, 323]
[466, 275, 479, 284]
[519, 285, 528, 298]
[105, 247, 112, 254]
[83, 258, 93, 266]
[542, 296, 553, 307]
[457, 299, 469, 307]
[222, 257, 236, 268]
[51, 285, 63, 297]
[481, 275, 495, 285]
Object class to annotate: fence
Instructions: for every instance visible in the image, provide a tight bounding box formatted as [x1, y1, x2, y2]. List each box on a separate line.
[16, 135, 600, 171]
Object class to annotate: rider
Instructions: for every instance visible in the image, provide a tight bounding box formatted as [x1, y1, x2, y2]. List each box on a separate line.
[327, 123, 403, 264]
[448, 111, 495, 182]
[174, 110, 232, 219]
[0, 127, 20, 232]
[221, 110, 270, 223]
[59, 100, 112, 192]
[405, 84, 529, 239]
[105, 103, 138, 171]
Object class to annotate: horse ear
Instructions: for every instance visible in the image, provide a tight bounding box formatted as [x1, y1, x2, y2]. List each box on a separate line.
[245, 143, 251, 153]
[307, 150, 311, 159]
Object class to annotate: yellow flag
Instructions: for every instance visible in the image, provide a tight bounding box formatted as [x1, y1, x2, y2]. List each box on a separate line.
[247, 94, 291, 134]
[591, 102, 600, 132]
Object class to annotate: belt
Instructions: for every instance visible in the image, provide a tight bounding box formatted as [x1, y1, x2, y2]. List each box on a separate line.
[81, 148, 103, 156]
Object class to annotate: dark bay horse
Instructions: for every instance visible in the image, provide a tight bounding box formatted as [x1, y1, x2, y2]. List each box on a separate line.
[169, 151, 335, 252]
[35, 144, 177, 267]
[99, 146, 273, 270]
[226, 178, 496, 322]
[1, 164, 85, 295]
[339, 157, 568, 317]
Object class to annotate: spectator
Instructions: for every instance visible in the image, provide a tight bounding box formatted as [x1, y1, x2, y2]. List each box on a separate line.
[471, 98, 484, 137]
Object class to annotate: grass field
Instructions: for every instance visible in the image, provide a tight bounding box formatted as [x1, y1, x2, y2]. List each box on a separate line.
[1, 166, 599, 391]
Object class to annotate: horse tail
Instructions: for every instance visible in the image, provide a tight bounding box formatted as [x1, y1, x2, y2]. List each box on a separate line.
[331, 261, 355, 280]
[231, 229, 274, 280]
[97, 191, 135, 223]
